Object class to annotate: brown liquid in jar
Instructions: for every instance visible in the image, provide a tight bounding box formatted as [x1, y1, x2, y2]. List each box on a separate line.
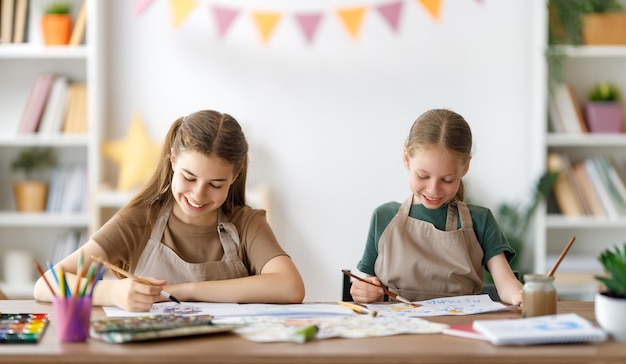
[522, 274, 557, 318]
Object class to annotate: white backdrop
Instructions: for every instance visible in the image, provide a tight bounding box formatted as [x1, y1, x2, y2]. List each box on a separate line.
[102, 0, 544, 301]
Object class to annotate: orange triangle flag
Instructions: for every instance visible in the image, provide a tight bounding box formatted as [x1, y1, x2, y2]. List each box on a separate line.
[417, 0, 442, 20]
[170, 0, 198, 28]
[336, 7, 367, 40]
[252, 11, 282, 44]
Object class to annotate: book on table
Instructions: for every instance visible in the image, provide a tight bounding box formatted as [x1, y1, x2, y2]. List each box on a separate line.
[472, 313, 607, 346]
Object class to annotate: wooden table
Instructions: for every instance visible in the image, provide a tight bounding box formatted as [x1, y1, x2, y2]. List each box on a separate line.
[0, 300, 624, 364]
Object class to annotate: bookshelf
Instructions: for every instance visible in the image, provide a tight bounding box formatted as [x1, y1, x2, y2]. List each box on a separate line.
[536, 44, 626, 300]
[0, 0, 100, 298]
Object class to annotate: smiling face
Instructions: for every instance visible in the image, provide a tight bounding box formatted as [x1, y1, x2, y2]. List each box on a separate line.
[170, 150, 237, 226]
[403, 144, 470, 209]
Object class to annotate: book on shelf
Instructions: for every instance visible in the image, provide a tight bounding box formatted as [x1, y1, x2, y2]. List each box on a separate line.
[571, 162, 606, 217]
[38, 76, 69, 134]
[550, 83, 587, 134]
[17, 73, 56, 134]
[583, 158, 620, 218]
[594, 156, 626, 215]
[62, 82, 88, 133]
[69, 0, 86, 46]
[1, 0, 15, 44]
[12, 0, 28, 43]
[472, 313, 607, 346]
[547, 153, 585, 216]
[46, 164, 87, 214]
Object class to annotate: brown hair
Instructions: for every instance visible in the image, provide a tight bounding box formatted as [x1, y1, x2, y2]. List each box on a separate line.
[122, 110, 249, 219]
[405, 109, 472, 201]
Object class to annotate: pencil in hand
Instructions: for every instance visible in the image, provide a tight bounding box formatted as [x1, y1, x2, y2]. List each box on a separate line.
[90, 255, 181, 304]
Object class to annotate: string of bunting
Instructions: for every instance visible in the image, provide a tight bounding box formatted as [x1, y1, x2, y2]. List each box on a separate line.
[132, 0, 485, 45]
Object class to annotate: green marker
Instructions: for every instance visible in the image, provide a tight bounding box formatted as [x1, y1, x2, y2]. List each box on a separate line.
[290, 325, 318, 344]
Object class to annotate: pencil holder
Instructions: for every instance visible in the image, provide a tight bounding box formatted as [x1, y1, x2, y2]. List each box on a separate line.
[52, 296, 92, 342]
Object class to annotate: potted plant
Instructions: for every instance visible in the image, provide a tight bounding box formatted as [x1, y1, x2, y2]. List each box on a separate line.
[41, 2, 72, 45]
[584, 82, 624, 133]
[11, 147, 57, 212]
[595, 243, 626, 341]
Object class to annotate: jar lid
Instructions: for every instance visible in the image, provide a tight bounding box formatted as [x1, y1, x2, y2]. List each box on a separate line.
[523, 273, 555, 282]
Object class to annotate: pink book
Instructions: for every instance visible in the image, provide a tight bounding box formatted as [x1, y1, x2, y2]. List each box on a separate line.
[17, 73, 57, 134]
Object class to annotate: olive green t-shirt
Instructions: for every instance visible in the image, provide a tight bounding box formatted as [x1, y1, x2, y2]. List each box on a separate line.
[91, 205, 288, 277]
[356, 201, 516, 276]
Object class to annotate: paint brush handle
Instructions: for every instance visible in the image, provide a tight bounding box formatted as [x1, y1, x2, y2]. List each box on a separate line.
[341, 269, 419, 307]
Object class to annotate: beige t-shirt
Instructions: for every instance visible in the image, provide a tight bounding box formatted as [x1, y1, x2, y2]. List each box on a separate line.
[91, 204, 287, 276]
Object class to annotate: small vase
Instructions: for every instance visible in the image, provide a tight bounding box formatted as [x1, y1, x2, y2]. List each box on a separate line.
[584, 102, 624, 133]
[595, 292, 626, 341]
[41, 14, 72, 45]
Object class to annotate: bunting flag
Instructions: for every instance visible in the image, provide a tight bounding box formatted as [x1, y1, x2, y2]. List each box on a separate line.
[336, 7, 367, 40]
[376, 1, 404, 32]
[211, 5, 240, 38]
[134, 0, 480, 45]
[252, 11, 282, 44]
[417, 0, 442, 21]
[134, 0, 155, 16]
[294, 12, 324, 45]
[170, 0, 199, 28]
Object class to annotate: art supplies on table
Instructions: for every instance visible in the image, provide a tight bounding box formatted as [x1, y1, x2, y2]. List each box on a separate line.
[366, 294, 514, 317]
[0, 313, 49, 344]
[472, 313, 607, 346]
[90, 314, 243, 343]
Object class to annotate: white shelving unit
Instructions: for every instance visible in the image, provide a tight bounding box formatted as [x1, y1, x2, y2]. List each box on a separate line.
[0, 0, 101, 298]
[535, 45, 626, 300]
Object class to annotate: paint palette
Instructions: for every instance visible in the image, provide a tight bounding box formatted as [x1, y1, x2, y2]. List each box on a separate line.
[0, 313, 49, 344]
[90, 314, 243, 343]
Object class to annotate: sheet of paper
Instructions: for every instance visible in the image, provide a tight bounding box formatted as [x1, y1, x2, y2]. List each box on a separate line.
[102, 302, 355, 318]
[215, 315, 447, 343]
[366, 294, 514, 317]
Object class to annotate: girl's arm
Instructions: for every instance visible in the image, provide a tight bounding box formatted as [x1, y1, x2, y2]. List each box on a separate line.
[33, 239, 164, 312]
[166, 255, 305, 304]
[487, 253, 523, 305]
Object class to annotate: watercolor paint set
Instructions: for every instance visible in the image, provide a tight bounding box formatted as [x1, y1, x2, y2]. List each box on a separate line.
[0, 313, 49, 344]
[90, 314, 242, 343]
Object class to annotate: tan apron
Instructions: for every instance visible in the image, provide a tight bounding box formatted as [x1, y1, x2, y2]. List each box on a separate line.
[134, 206, 249, 284]
[374, 197, 483, 301]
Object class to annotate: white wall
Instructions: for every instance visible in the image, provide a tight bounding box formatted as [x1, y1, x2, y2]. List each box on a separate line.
[102, 0, 543, 301]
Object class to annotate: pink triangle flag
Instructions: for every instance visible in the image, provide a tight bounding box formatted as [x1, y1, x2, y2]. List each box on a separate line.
[294, 12, 323, 45]
[133, 0, 154, 17]
[376, 1, 404, 32]
[211, 5, 240, 38]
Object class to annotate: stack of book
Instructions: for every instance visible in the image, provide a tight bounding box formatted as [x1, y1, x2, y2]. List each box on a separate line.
[548, 152, 626, 217]
[16, 72, 88, 135]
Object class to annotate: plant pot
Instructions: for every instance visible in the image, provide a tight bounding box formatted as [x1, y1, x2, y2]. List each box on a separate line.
[41, 14, 72, 45]
[584, 102, 624, 133]
[595, 292, 626, 341]
[582, 13, 626, 45]
[13, 181, 48, 212]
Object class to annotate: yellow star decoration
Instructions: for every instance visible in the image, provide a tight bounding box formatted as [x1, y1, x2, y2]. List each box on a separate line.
[101, 114, 162, 191]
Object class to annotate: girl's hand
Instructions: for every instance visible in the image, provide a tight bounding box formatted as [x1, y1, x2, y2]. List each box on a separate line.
[349, 275, 385, 303]
[511, 289, 523, 307]
[110, 277, 166, 312]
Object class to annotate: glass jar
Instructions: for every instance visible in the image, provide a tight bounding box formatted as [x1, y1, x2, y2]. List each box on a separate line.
[522, 274, 557, 318]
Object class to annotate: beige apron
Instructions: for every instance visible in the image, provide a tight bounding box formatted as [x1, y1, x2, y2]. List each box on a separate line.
[134, 206, 249, 284]
[374, 197, 483, 301]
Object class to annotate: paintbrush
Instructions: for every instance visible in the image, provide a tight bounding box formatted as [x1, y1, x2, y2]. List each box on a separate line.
[91, 255, 181, 304]
[341, 270, 420, 307]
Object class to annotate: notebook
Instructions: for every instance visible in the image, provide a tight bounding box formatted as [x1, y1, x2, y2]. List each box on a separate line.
[89, 314, 243, 343]
[472, 313, 607, 346]
[0, 313, 49, 344]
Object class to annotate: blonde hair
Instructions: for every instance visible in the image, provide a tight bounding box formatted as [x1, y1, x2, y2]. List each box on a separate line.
[405, 109, 472, 201]
[121, 110, 248, 220]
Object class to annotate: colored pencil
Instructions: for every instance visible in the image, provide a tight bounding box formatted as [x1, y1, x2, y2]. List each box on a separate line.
[341, 269, 420, 307]
[33, 260, 56, 296]
[90, 255, 181, 304]
[337, 301, 378, 316]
